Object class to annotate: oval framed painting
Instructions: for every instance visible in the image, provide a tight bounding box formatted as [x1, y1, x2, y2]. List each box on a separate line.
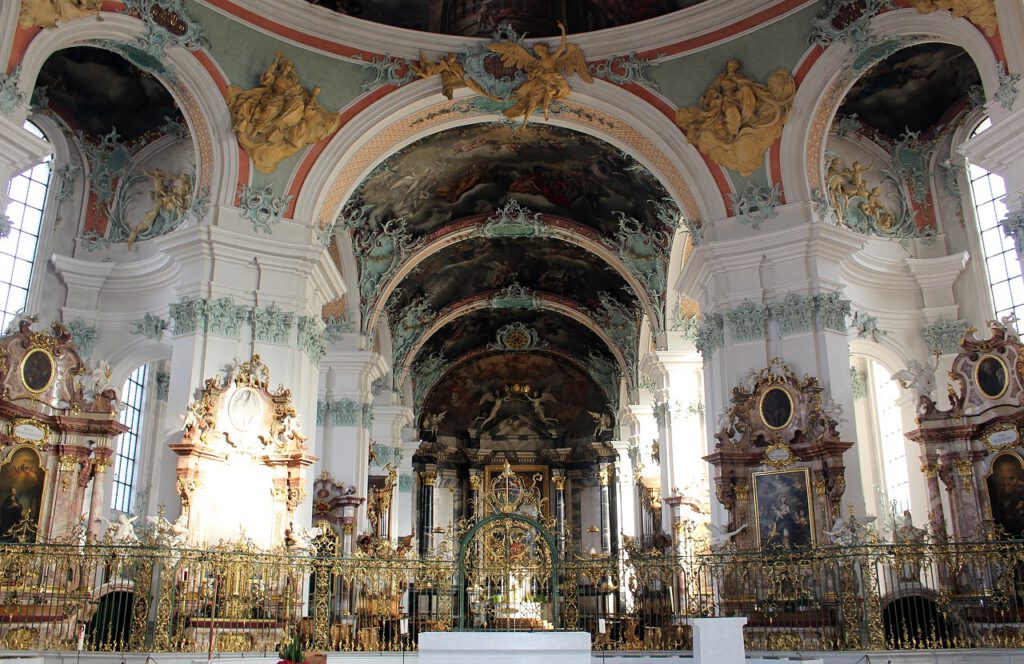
[759, 387, 794, 430]
[975, 354, 1009, 400]
[19, 349, 55, 394]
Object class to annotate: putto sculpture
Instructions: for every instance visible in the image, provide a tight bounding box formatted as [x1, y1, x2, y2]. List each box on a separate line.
[225, 52, 341, 173]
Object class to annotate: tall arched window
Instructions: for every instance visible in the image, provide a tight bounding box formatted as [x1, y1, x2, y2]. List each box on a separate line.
[1, 122, 51, 332]
[111, 365, 149, 513]
[853, 358, 911, 513]
[968, 118, 1024, 329]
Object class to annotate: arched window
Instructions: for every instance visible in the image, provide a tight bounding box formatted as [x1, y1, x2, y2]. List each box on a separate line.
[968, 118, 1024, 328]
[1, 122, 51, 332]
[111, 365, 149, 513]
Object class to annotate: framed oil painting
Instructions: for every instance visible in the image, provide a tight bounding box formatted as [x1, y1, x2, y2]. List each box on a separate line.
[20, 348, 55, 394]
[0, 446, 45, 542]
[975, 354, 1009, 399]
[986, 452, 1024, 538]
[753, 467, 814, 549]
[759, 386, 794, 430]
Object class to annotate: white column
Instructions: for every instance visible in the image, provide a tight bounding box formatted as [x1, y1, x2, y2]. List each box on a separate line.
[319, 350, 387, 530]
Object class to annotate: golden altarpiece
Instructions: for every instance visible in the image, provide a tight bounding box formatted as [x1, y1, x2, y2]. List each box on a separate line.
[908, 320, 1024, 541]
[0, 319, 126, 544]
[706, 359, 853, 552]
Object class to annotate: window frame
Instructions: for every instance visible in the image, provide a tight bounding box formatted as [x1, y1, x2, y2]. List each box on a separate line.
[111, 364, 149, 514]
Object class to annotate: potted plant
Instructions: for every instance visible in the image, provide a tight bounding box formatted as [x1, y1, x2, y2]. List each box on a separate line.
[278, 637, 305, 664]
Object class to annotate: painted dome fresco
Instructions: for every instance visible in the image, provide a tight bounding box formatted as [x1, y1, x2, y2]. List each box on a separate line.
[303, 0, 711, 37]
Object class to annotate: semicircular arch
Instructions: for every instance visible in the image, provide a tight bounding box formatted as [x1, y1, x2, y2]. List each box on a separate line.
[780, 7, 1002, 204]
[13, 12, 239, 208]
[399, 292, 632, 389]
[367, 213, 659, 339]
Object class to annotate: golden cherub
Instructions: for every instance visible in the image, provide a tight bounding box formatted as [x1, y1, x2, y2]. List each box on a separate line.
[487, 21, 592, 131]
[412, 52, 497, 101]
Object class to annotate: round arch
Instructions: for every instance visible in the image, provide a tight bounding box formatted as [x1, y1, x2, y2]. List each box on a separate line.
[780, 8, 1004, 205]
[294, 77, 727, 292]
[399, 295, 632, 392]
[365, 213, 662, 341]
[12, 12, 240, 209]
[455, 511, 561, 630]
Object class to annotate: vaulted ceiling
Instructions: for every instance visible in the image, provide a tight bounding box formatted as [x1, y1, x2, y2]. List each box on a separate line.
[336, 121, 677, 442]
[303, 0, 711, 37]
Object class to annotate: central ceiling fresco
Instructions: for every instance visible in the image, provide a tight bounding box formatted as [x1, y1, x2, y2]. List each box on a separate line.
[388, 236, 639, 315]
[304, 0, 710, 37]
[340, 118, 677, 444]
[350, 123, 671, 240]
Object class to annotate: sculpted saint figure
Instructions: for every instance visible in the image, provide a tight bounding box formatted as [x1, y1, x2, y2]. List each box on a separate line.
[487, 21, 593, 131]
[910, 0, 997, 37]
[19, 0, 101, 28]
[127, 170, 192, 247]
[675, 59, 795, 176]
[225, 52, 340, 173]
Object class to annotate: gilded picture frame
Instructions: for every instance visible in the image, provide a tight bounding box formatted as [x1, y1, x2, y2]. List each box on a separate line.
[975, 354, 1010, 400]
[753, 467, 814, 549]
[19, 347, 55, 395]
[985, 450, 1024, 538]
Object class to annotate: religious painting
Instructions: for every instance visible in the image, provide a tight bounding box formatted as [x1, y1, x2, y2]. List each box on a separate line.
[0, 446, 45, 542]
[350, 123, 671, 240]
[390, 235, 639, 316]
[20, 348, 55, 394]
[975, 355, 1009, 399]
[753, 468, 814, 549]
[759, 386, 794, 430]
[422, 352, 608, 439]
[986, 452, 1024, 538]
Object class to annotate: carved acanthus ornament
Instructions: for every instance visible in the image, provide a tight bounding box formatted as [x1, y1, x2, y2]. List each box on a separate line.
[225, 53, 341, 173]
[675, 59, 795, 176]
[19, 0, 101, 28]
[910, 0, 998, 37]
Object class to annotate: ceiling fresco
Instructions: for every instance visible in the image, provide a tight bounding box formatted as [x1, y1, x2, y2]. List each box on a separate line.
[838, 43, 980, 139]
[422, 351, 610, 439]
[349, 123, 671, 240]
[387, 235, 640, 315]
[304, 0, 710, 37]
[416, 309, 616, 371]
[36, 47, 183, 142]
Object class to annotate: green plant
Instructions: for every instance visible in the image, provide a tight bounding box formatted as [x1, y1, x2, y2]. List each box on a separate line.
[278, 636, 305, 664]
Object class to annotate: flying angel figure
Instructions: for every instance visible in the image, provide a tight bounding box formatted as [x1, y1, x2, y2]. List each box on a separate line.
[476, 390, 507, 429]
[589, 411, 613, 438]
[487, 21, 593, 131]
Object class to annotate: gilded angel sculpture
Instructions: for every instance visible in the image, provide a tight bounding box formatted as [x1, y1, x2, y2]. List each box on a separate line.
[225, 52, 340, 173]
[910, 0, 997, 36]
[487, 21, 593, 131]
[675, 59, 795, 176]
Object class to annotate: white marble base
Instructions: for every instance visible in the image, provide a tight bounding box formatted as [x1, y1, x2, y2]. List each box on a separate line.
[686, 617, 748, 664]
[418, 631, 591, 664]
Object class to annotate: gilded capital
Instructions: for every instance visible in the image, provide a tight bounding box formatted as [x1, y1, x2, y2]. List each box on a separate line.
[734, 482, 750, 501]
[421, 471, 438, 487]
[552, 475, 566, 491]
[597, 466, 611, 487]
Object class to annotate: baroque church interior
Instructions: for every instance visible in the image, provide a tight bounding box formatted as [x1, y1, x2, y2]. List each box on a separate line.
[1, 0, 1024, 659]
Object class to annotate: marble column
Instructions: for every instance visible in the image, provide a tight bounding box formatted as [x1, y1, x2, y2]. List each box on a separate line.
[86, 452, 113, 543]
[419, 469, 437, 556]
[552, 471, 566, 558]
[597, 464, 613, 554]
